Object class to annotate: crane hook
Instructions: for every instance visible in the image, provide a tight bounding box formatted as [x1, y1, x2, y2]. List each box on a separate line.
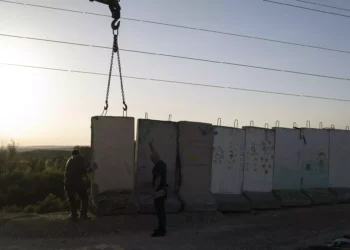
[122, 103, 128, 117]
[123, 102, 127, 110]
[111, 19, 120, 31]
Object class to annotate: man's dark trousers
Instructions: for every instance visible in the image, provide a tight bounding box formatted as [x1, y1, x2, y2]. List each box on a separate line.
[65, 183, 88, 218]
[154, 196, 166, 232]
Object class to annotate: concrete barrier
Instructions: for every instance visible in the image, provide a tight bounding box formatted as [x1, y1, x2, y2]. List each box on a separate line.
[300, 128, 337, 204]
[329, 129, 350, 203]
[273, 128, 311, 207]
[178, 121, 217, 211]
[242, 127, 281, 209]
[135, 119, 181, 213]
[211, 126, 250, 212]
[91, 116, 138, 215]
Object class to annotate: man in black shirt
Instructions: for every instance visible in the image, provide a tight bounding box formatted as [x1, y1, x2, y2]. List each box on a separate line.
[149, 142, 167, 237]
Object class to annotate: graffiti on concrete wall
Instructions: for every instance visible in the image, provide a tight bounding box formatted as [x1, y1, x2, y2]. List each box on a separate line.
[213, 145, 224, 164]
[243, 128, 275, 192]
[304, 152, 328, 172]
[227, 144, 245, 169]
[198, 124, 213, 136]
[212, 128, 245, 169]
[245, 139, 274, 175]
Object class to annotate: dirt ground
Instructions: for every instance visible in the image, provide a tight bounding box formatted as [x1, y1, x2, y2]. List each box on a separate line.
[0, 204, 349, 250]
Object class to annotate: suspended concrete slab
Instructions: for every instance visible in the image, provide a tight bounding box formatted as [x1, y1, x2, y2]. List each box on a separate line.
[178, 121, 217, 212]
[273, 128, 311, 207]
[242, 127, 281, 210]
[91, 116, 138, 215]
[300, 128, 337, 205]
[329, 129, 350, 203]
[211, 126, 250, 212]
[135, 119, 181, 213]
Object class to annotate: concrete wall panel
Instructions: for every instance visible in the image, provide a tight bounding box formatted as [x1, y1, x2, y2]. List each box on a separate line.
[329, 130, 350, 188]
[211, 126, 245, 194]
[178, 121, 216, 211]
[273, 128, 303, 190]
[135, 119, 181, 213]
[136, 119, 177, 190]
[91, 116, 137, 214]
[91, 116, 135, 193]
[300, 129, 329, 189]
[273, 128, 311, 206]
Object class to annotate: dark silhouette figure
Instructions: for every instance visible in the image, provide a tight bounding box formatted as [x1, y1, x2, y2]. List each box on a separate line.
[149, 142, 167, 237]
[64, 149, 90, 221]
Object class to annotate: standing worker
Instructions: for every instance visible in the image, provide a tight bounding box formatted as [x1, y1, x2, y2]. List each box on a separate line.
[149, 141, 167, 237]
[64, 149, 91, 221]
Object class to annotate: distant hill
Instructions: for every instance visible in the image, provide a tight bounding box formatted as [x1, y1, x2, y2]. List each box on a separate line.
[20, 149, 72, 159]
[18, 146, 74, 152]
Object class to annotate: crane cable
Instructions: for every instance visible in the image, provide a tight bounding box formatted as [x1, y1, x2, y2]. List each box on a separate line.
[100, 0, 127, 116]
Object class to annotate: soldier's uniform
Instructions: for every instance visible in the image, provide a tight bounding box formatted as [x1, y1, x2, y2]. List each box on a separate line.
[64, 151, 89, 220]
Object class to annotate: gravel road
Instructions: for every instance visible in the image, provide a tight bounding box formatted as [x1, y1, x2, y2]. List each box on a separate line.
[0, 204, 349, 250]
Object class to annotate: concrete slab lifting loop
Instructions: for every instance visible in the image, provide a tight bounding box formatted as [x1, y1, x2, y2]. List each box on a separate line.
[217, 118, 222, 126]
[250, 120, 254, 126]
[293, 122, 297, 128]
[123, 102, 128, 117]
[234, 119, 239, 128]
[168, 114, 172, 121]
[265, 123, 269, 129]
[275, 120, 280, 127]
[145, 112, 148, 119]
[319, 122, 323, 129]
[306, 120, 311, 128]
[331, 124, 335, 129]
[346, 126, 350, 130]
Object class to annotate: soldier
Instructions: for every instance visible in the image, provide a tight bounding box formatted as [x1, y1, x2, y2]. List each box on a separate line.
[64, 149, 90, 221]
[149, 142, 167, 237]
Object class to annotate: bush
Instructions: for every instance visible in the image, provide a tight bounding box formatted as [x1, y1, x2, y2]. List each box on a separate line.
[0, 143, 94, 213]
[0, 171, 65, 208]
[24, 195, 68, 214]
[2, 205, 23, 213]
[24, 204, 37, 213]
[35, 194, 65, 214]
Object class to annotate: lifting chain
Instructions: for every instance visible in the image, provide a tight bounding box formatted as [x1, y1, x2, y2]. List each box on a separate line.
[100, 0, 128, 116]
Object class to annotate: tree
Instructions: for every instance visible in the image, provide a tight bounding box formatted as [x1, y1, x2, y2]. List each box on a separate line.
[7, 140, 17, 160]
[6, 140, 18, 173]
[0, 143, 6, 173]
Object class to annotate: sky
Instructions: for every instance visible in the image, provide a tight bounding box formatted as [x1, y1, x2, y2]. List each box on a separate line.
[1, 0, 350, 146]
